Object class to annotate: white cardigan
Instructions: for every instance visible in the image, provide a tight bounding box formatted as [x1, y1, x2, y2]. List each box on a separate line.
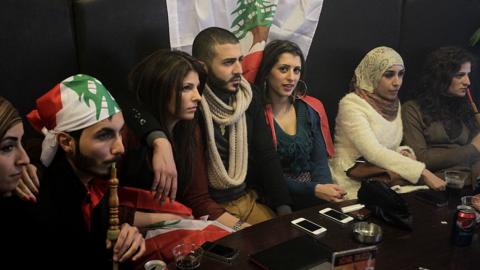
[329, 93, 425, 198]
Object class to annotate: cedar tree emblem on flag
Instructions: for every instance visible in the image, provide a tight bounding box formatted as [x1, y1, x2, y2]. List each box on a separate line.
[63, 74, 120, 120]
[230, 0, 277, 48]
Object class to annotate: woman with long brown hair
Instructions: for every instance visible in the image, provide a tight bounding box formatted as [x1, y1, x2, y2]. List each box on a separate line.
[123, 50, 248, 230]
[402, 47, 480, 179]
[254, 40, 346, 210]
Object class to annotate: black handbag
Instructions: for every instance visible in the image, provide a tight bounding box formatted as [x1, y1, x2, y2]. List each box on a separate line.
[357, 179, 413, 230]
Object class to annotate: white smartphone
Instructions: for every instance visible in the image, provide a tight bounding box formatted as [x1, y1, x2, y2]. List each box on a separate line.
[290, 217, 327, 235]
[319, 207, 354, 224]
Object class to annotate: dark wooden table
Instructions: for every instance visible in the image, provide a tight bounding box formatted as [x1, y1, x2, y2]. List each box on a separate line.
[170, 190, 480, 270]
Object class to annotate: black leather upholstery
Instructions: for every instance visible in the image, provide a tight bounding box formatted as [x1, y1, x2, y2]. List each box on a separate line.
[73, 0, 170, 96]
[306, 0, 403, 128]
[0, 0, 78, 120]
[399, 0, 480, 100]
[2, 0, 480, 135]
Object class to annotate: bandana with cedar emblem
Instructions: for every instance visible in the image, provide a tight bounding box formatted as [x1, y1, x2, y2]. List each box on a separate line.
[27, 74, 120, 167]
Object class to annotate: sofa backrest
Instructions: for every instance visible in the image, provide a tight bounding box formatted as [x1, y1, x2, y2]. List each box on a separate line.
[2, 0, 480, 135]
[1, 0, 78, 122]
[73, 0, 170, 96]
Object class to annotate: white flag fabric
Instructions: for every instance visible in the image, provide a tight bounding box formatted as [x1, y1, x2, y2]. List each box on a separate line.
[26, 74, 120, 167]
[167, 0, 324, 81]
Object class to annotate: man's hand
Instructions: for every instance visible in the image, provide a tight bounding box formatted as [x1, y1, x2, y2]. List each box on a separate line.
[151, 137, 177, 202]
[107, 223, 146, 263]
[15, 164, 40, 202]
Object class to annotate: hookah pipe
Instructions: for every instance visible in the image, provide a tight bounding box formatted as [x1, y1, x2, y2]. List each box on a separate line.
[467, 88, 480, 126]
[107, 163, 120, 270]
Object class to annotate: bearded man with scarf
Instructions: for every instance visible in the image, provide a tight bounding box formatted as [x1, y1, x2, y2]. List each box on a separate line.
[180, 27, 293, 226]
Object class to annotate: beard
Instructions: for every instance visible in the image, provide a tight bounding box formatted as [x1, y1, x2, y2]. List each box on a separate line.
[207, 72, 241, 93]
[71, 149, 121, 179]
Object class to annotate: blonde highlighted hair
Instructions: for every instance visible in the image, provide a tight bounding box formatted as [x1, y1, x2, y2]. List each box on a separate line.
[0, 96, 21, 138]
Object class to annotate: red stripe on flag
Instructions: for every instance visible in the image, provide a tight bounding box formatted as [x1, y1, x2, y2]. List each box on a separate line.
[27, 83, 63, 132]
[242, 51, 264, 84]
[118, 186, 193, 216]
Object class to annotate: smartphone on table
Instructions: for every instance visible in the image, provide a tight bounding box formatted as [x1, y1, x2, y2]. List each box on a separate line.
[201, 241, 239, 263]
[319, 207, 354, 224]
[291, 217, 327, 236]
[414, 190, 448, 207]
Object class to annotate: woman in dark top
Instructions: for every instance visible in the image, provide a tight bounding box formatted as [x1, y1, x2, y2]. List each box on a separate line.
[254, 40, 346, 210]
[402, 47, 480, 181]
[0, 97, 30, 197]
[0, 96, 48, 268]
[123, 50, 249, 230]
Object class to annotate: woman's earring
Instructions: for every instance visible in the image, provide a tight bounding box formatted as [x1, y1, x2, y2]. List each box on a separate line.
[296, 80, 308, 98]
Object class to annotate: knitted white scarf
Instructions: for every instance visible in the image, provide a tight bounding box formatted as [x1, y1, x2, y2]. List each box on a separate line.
[200, 77, 252, 189]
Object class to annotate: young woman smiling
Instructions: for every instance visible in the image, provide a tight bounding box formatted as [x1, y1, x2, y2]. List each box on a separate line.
[254, 40, 346, 210]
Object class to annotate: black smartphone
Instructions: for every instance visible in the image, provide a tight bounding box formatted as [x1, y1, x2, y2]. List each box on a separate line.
[201, 241, 239, 263]
[415, 190, 448, 207]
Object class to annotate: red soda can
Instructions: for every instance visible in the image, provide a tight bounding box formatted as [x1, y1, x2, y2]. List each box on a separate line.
[451, 205, 476, 246]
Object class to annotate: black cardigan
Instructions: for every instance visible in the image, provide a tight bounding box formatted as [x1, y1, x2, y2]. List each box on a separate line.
[122, 84, 293, 209]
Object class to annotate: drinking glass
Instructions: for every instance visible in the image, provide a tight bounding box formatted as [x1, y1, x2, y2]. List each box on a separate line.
[444, 170, 466, 189]
[172, 243, 204, 270]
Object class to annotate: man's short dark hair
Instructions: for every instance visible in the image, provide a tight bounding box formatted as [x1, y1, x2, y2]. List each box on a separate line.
[192, 27, 239, 64]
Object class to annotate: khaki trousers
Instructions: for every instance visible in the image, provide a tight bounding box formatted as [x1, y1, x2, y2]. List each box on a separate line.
[219, 190, 275, 225]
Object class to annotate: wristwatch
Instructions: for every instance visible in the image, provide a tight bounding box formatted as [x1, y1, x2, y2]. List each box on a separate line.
[232, 220, 244, 231]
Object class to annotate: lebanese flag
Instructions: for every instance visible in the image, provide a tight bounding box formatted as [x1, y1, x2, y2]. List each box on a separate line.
[166, 0, 324, 82]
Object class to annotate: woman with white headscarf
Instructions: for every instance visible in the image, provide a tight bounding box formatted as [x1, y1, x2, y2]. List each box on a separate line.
[330, 46, 446, 199]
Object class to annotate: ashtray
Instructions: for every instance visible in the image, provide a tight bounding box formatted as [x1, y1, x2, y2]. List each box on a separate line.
[144, 260, 166, 270]
[352, 222, 382, 244]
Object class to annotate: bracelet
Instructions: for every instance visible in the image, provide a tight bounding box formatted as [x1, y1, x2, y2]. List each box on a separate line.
[232, 220, 244, 231]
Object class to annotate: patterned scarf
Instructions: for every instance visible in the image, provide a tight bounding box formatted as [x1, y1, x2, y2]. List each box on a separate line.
[355, 89, 399, 121]
[200, 76, 252, 189]
[352, 46, 403, 121]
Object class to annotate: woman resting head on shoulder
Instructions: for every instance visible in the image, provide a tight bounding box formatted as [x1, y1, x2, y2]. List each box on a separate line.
[402, 47, 480, 175]
[125, 50, 205, 193]
[128, 50, 253, 230]
[254, 39, 346, 209]
[330, 46, 445, 199]
[0, 96, 30, 198]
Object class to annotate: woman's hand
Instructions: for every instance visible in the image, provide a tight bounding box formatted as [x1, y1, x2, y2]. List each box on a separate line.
[15, 164, 40, 202]
[472, 194, 480, 212]
[421, 169, 446, 191]
[314, 184, 347, 202]
[399, 149, 416, 160]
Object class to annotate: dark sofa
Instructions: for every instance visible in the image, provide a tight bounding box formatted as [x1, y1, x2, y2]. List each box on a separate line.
[2, 0, 480, 136]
